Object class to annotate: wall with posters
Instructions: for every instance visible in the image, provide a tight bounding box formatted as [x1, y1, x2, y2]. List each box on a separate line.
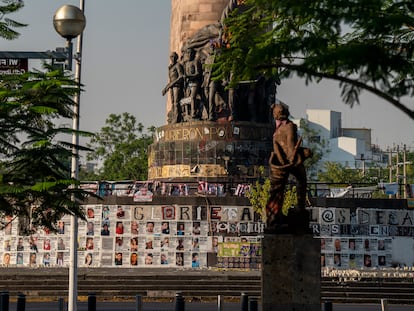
[310, 207, 414, 269]
[216, 241, 262, 269]
[0, 204, 262, 268]
[2, 202, 414, 269]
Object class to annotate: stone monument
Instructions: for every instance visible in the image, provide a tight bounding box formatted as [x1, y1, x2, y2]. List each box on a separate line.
[149, 0, 275, 185]
[150, 1, 321, 310]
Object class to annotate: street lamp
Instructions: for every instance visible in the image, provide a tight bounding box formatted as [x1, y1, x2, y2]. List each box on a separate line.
[53, 5, 86, 311]
[53, 5, 86, 70]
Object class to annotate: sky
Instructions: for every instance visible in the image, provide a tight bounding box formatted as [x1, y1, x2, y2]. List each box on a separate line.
[3, 0, 413, 154]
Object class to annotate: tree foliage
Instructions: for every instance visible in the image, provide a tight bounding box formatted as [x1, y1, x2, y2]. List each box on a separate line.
[85, 113, 154, 181]
[298, 118, 330, 180]
[405, 151, 414, 184]
[214, 0, 414, 119]
[393, 149, 414, 184]
[0, 0, 26, 40]
[0, 65, 93, 233]
[317, 161, 372, 184]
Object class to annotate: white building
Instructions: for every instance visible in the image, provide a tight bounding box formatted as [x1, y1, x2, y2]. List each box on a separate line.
[302, 109, 386, 170]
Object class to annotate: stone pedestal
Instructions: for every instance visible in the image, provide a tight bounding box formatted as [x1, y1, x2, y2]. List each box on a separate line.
[148, 121, 272, 182]
[262, 234, 320, 311]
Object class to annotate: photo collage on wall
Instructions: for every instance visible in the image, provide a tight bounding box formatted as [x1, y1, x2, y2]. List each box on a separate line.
[320, 237, 392, 269]
[0, 204, 262, 268]
[0, 215, 71, 267]
[76, 204, 213, 268]
[311, 207, 408, 269]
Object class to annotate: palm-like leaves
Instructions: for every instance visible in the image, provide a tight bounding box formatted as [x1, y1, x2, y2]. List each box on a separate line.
[0, 1, 26, 40]
[0, 64, 93, 233]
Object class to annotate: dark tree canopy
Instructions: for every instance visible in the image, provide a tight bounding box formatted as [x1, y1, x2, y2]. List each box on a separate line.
[213, 0, 414, 120]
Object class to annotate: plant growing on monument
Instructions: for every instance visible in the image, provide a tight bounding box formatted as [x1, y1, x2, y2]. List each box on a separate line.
[247, 166, 298, 223]
[246, 167, 271, 223]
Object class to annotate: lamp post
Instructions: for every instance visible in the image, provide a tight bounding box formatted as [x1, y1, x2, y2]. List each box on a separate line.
[53, 5, 86, 311]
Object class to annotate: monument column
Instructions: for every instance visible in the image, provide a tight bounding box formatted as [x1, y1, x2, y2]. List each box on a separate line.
[168, 0, 229, 114]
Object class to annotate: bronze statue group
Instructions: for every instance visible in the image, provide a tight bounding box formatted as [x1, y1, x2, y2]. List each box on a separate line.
[163, 24, 278, 124]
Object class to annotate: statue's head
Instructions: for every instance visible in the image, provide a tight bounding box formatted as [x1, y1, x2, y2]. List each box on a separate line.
[170, 52, 179, 62]
[271, 103, 290, 121]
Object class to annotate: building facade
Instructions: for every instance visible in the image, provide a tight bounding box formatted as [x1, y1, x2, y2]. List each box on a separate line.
[304, 109, 388, 170]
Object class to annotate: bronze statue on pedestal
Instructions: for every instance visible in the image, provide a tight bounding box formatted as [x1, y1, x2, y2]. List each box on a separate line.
[266, 103, 312, 233]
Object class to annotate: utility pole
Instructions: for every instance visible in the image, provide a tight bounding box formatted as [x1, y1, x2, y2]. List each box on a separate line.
[361, 154, 365, 177]
[396, 145, 400, 198]
[403, 144, 407, 199]
[388, 147, 393, 198]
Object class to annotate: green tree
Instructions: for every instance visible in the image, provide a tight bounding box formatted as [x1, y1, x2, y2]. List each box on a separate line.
[214, 0, 414, 120]
[0, 65, 92, 233]
[406, 151, 414, 184]
[298, 118, 330, 180]
[394, 149, 414, 184]
[317, 161, 375, 184]
[0, 0, 26, 40]
[86, 113, 154, 181]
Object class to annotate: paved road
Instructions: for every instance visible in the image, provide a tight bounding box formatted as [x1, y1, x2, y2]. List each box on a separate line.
[7, 302, 414, 311]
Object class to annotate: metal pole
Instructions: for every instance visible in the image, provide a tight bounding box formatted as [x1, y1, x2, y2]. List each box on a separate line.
[217, 295, 223, 311]
[87, 293, 96, 311]
[248, 297, 258, 311]
[135, 294, 142, 311]
[65, 39, 73, 71]
[174, 292, 185, 311]
[68, 1, 85, 310]
[396, 145, 400, 198]
[323, 300, 332, 311]
[381, 298, 389, 311]
[0, 291, 8, 311]
[16, 293, 25, 311]
[58, 298, 65, 311]
[403, 144, 407, 199]
[388, 148, 392, 198]
[240, 293, 248, 311]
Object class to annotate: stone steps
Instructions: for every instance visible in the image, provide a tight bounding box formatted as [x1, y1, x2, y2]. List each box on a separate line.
[2, 268, 414, 303]
[0, 268, 261, 301]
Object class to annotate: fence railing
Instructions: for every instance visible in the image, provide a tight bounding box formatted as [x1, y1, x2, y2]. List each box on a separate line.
[80, 180, 392, 200]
